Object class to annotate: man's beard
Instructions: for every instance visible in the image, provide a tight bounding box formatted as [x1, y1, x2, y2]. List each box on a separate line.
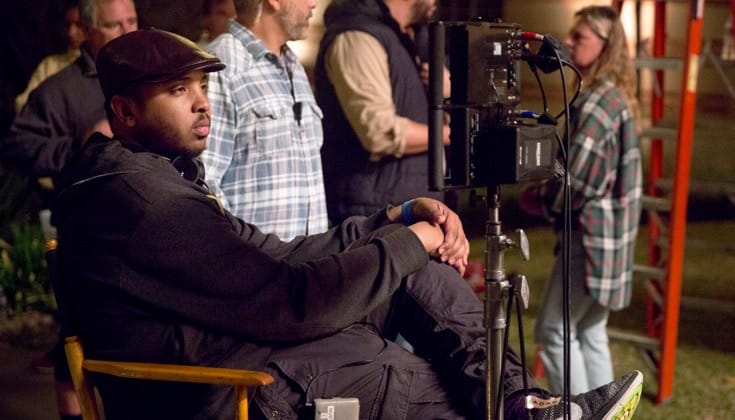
[277, 7, 310, 41]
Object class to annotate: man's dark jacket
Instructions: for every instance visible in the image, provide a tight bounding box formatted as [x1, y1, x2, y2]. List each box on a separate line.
[315, 0, 442, 224]
[1, 45, 105, 177]
[51, 134, 429, 419]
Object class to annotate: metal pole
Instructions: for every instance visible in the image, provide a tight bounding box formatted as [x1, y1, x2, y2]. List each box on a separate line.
[658, 0, 704, 404]
[484, 186, 508, 420]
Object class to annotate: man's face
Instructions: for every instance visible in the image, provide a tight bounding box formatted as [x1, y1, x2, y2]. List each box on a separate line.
[276, 0, 316, 41]
[410, 0, 437, 26]
[125, 71, 212, 159]
[65, 7, 86, 50]
[87, 0, 138, 57]
[205, 0, 236, 41]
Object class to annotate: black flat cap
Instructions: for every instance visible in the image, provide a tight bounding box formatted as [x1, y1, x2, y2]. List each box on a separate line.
[96, 28, 225, 100]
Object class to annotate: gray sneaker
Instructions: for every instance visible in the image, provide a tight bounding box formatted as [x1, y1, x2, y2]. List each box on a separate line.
[528, 370, 643, 420]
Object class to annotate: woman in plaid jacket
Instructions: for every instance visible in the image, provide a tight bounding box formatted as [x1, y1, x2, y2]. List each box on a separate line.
[520, 5, 643, 395]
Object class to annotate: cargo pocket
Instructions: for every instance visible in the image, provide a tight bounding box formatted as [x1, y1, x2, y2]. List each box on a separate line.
[367, 365, 454, 420]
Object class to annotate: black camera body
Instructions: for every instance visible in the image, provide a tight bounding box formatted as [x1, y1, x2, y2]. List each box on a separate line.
[428, 20, 558, 190]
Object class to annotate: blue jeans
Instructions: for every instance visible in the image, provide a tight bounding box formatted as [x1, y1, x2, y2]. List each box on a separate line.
[534, 230, 613, 395]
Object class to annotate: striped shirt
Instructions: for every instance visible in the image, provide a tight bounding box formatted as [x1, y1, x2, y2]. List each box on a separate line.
[535, 79, 642, 310]
[201, 21, 328, 241]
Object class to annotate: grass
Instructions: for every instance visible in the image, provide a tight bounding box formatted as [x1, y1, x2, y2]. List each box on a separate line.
[468, 220, 735, 419]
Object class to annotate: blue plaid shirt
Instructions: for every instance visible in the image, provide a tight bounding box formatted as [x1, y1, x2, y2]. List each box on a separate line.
[201, 20, 328, 240]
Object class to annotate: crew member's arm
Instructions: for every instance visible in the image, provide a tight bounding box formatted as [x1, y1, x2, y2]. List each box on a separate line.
[386, 197, 469, 275]
[2, 89, 77, 177]
[124, 190, 434, 342]
[238, 195, 467, 274]
[15, 50, 80, 113]
[324, 31, 449, 161]
[419, 62, 451, 99]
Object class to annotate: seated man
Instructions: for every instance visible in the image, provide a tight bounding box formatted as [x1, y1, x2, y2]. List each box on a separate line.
[51, 29, 643, 420]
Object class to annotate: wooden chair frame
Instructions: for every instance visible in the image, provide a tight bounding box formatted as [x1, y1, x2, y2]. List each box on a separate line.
[49, 239, 274, 419]
[64, 335, 274, 420]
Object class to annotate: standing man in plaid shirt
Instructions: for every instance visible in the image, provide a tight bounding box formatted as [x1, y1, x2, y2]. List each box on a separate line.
[201, 0, 328, 240]
[520, 5, 643, 395]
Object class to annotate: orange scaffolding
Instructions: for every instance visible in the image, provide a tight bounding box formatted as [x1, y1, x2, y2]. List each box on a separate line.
[531, 0, 708, 405]
[609, 0, 705, 405]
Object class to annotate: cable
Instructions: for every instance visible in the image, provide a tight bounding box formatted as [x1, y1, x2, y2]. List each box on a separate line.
[525, 50, 549, 113]
[520, 31, 545, 42]
[519, 33, 582, 123]
[525, 36, 574, 419]
[555, 63, 582, 121]
[552, 43, 573, 420]
[516, 34, 576, 419]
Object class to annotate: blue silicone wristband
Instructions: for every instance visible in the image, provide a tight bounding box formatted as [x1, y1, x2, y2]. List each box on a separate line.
[401, 200, 413, 225]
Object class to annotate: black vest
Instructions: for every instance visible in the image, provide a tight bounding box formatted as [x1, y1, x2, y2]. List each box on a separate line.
[315, 0, 442, 224]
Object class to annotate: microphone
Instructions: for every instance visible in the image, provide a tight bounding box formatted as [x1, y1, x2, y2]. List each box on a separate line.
[293, 102, 303, 125]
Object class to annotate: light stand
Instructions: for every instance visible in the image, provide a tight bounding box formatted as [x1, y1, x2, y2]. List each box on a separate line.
[479, 186, 530, 420]
[428, 20, 557, 420]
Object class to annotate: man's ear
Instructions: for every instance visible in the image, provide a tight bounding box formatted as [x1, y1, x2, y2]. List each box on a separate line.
[263, 0, 280, 13]
[109, 96, 137, 127]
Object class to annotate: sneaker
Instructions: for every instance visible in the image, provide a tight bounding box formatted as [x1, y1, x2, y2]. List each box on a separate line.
[528, 370, 643, 420]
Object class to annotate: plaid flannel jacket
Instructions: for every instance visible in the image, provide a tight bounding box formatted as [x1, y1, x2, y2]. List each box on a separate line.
[533, 79, 642, 310]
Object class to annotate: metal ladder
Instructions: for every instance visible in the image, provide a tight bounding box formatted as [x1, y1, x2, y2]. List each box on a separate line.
[607, 0, 706, 405]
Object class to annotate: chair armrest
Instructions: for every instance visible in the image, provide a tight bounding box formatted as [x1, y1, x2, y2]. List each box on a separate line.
[83, 359, 274, 387]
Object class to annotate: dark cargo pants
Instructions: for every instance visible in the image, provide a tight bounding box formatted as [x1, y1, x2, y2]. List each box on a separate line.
[253, 261, 537, 420]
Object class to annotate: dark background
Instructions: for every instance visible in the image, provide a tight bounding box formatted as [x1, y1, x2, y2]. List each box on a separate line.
[0, 0, 210, 136]
[0, 0, 503, 137]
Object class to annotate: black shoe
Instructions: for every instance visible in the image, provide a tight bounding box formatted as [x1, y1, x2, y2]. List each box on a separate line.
[528, 370, 643, 420]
